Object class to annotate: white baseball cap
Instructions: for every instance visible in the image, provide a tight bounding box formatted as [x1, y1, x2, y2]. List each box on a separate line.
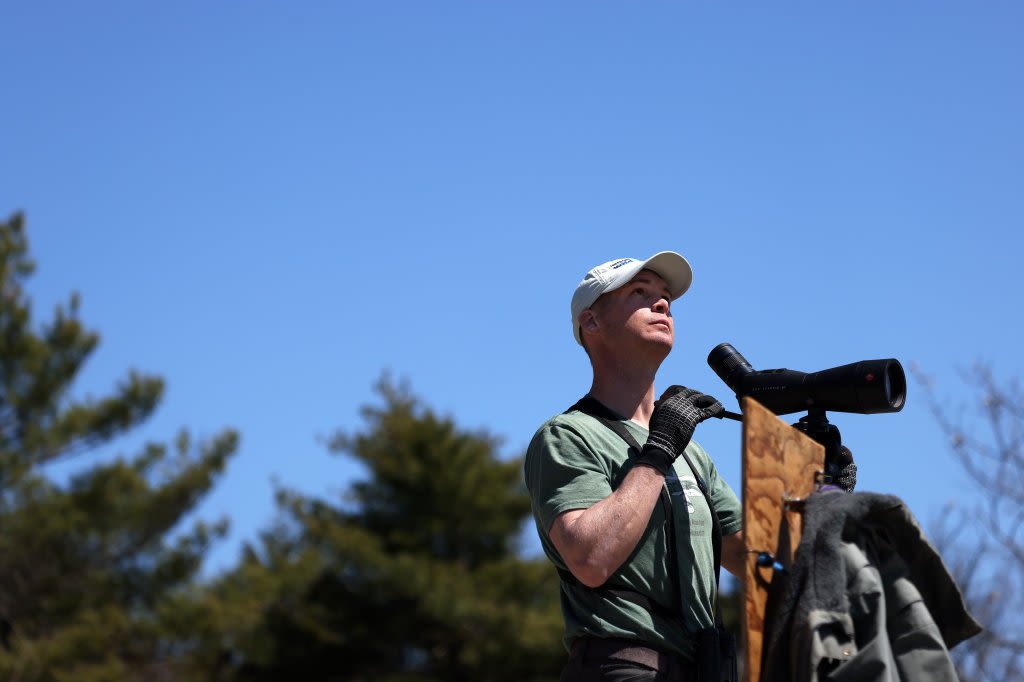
[570, 251, 693, 346]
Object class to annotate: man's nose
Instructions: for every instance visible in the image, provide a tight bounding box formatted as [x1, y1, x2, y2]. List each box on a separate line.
[652, 297, 669, 314]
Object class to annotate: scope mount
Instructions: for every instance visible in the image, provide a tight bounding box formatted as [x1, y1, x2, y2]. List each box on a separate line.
[791, 407, 850, 486]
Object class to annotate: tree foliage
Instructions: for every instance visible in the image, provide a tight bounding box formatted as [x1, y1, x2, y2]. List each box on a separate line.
[193, 376, 566, 681]
[0, 212, 238, 681]
[917, 364, 1024, 682]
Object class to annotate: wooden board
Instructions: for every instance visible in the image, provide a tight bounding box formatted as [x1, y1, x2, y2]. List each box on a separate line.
[741, 397, 824, 682]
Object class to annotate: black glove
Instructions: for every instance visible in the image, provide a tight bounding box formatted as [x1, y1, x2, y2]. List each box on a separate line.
[828, 445, 857, 492]
[635, 385, 724, 475]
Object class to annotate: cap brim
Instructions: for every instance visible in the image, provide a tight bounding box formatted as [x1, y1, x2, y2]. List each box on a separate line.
[638, 251, 693, 300]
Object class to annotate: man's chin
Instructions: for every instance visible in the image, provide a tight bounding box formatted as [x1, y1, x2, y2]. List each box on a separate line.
[647, 334, 674, 356]
[649, 329, 674, 346]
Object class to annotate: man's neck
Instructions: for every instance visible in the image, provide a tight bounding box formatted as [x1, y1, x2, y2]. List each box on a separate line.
[587, 364, 659, 429]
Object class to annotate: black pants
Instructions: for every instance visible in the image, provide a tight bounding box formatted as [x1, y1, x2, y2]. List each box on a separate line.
[560, 637, 698, 682]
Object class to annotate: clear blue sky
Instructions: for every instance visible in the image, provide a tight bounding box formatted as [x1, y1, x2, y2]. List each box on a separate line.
[3, 2, 1022, 576]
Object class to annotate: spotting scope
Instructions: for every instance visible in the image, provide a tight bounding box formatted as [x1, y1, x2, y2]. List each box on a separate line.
[707, 343, 906, 417]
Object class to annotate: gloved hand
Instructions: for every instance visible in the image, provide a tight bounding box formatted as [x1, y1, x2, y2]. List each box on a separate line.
[829, 445, 857, 492]
[635, 385, 724, 475]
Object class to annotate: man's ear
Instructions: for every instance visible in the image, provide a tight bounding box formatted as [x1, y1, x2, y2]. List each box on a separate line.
[579, 309, 599, 334]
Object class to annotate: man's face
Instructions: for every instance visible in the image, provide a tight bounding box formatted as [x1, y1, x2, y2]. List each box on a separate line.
[589, 269, 675, 354]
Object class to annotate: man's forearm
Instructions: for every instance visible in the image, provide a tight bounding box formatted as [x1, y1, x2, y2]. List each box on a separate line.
[721, 530, 746, 578]
[551, 465, 665, 587]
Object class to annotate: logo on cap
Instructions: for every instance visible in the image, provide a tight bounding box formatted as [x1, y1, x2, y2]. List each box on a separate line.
[609, 258, 634, 269]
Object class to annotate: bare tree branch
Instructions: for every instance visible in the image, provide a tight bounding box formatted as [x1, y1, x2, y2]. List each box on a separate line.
[914, 363, 1024, 682]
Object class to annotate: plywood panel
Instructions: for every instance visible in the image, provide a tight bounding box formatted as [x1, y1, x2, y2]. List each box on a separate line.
[741, 397, 824, 682]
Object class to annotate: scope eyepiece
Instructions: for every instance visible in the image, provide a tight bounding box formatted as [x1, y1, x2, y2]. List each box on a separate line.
[708, 343, 754, 391]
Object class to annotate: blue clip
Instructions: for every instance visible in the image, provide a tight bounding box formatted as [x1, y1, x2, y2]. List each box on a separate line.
[756, 552, 786, 574]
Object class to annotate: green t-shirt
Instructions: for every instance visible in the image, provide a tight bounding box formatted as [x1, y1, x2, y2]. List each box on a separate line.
[523, 406, 743, 660]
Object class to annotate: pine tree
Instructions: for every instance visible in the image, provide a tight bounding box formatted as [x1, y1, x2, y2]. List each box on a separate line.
[199, 376, 565, 682]
[0, 212, 239, 681]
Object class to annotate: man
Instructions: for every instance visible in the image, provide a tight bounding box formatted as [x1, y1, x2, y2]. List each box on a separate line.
[524, 251, 745, 681]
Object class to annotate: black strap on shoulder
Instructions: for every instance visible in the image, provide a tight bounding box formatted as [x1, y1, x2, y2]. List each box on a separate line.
[676, 442, 726, 631]
[676, 448, 723, 592]
[568, 395, 725, 623]
[560, 396, 681, 622]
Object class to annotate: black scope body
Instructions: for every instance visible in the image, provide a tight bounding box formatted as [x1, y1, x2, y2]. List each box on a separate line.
[707, 343, 906, 416]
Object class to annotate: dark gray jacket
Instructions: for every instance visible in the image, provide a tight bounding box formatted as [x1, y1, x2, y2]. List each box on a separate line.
[760, 490, 981, 681]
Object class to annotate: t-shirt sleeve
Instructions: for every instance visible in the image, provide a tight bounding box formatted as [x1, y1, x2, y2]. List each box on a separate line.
[524, 420, 613, 533]
[691, 440, 743, 536]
